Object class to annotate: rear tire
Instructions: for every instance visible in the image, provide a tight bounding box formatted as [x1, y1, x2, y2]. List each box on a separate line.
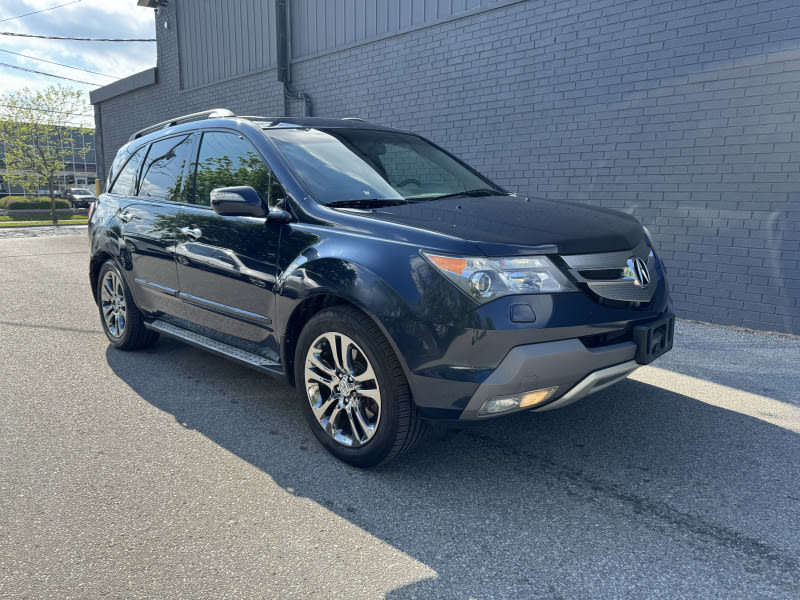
[96, 260, 159, 350]
[295, 306, 424, 467]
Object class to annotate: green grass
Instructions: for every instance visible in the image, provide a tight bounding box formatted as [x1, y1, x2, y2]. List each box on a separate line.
[0, 215, 88, 227]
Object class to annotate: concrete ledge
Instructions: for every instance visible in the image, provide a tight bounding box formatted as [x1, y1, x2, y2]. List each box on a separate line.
[90, 68, 158, 104]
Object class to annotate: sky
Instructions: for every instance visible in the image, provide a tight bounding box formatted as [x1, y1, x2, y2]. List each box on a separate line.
[0, 0, 157, 124]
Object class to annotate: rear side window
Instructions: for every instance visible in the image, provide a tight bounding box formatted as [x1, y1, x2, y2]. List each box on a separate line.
[108, 147, 145, 196]
[191, 131, 281, 206]
[138, 134, 194, 202]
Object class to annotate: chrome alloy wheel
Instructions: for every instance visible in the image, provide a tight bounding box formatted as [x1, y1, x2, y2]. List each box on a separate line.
[304, 332, 382, 448]
[100, 270, 127, 339]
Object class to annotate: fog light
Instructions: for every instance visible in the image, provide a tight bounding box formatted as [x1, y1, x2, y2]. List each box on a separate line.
[519, 387, 558, 408]
[480, 397, 520, 415]
[479, 386, 559, 416]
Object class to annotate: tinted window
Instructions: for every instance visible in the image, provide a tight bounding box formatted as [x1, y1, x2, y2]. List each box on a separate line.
[138, 134, 194, 202]
[106, 147, 133, 191]
[192, 131, 282, 206]
[109, 147, 145, 196]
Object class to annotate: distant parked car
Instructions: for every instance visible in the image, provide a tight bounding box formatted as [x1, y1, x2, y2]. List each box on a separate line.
[63, 188, 96, 208]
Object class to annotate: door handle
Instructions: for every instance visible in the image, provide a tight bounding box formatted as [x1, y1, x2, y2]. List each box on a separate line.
[180, 227, 202, 240]
[118, 211, 134, 223]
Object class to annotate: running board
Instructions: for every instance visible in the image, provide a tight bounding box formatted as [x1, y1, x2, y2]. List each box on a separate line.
[146, 319, 283, 376]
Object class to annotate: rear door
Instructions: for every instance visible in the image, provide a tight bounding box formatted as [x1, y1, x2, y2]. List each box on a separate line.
[173, 130, 285, 355]
[116, 133, 195, 315]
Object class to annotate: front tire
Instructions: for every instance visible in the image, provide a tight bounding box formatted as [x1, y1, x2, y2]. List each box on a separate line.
[96, 260, 159, 350]
[295, 306, 423, 467]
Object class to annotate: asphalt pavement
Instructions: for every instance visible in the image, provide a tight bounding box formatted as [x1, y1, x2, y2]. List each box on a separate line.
[1, 229, 798, 599]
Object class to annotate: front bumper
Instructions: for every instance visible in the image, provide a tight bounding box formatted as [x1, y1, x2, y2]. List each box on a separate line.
[458, 313, 674, 420]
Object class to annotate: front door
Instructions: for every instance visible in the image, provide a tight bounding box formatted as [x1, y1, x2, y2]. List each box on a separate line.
[173, 130, 284, 357]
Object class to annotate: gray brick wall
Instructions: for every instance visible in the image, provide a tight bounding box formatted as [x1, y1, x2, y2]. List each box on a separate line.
[94, 0, 800, 335]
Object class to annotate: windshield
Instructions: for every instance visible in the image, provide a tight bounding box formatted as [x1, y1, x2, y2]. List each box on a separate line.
[264, 128, 503, 206]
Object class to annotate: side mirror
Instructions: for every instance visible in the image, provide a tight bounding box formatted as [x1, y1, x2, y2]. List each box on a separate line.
[210, 186, 267, 218]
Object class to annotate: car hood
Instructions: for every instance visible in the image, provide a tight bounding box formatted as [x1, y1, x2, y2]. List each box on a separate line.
[358, 195, 645, 255]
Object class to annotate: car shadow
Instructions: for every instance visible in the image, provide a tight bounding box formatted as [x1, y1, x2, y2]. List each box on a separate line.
[105, 338, 800, 598]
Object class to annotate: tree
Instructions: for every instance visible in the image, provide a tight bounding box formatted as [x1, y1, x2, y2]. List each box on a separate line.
[0, 85, 91, 224]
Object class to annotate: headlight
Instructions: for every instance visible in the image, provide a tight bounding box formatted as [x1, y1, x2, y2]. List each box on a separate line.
[642, 227, 666, 275]
[422, 252, 576, 303]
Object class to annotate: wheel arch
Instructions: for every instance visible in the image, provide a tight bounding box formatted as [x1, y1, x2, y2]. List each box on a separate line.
[89, 251, 116, 302]
[281, 291, 415, 399]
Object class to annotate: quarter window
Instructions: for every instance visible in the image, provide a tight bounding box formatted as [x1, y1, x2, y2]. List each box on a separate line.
[108, 147, 145, 196]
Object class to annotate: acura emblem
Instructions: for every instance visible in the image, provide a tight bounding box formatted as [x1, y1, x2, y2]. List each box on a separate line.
[626, 257, 651, 287]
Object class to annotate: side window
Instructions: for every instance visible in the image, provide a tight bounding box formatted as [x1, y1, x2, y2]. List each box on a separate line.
[138, 134, 194, 202]
[108, 146, 145, 196]
[192, 131, 283, 207]
[106, 147, 131, 191]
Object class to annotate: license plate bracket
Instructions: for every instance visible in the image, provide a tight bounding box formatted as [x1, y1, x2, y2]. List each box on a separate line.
[633, 314, 675, 365]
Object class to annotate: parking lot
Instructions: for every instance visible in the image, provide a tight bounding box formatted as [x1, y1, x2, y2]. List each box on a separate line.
[1, 229, 799, 599]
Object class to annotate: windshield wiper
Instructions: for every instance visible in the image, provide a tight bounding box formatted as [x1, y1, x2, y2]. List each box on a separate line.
[324, 198, 411, 209]
[424, 188, 510, 201]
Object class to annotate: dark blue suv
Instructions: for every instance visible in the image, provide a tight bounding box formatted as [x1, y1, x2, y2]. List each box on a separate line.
[89, 110, 673, 466]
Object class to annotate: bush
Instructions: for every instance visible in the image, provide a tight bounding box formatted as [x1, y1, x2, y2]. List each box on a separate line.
[1, 196, 70, 210]
[0, 196, 27, 208]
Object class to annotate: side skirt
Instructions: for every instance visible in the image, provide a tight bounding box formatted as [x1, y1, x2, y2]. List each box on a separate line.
[145, 319, 284, 377]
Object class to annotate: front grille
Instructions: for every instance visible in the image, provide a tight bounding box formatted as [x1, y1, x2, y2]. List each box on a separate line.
[562, 240, 658, 303]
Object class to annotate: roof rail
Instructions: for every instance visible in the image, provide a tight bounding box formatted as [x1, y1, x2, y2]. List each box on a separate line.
[128, 108, 236, 142]
[342, 117, 366, 122]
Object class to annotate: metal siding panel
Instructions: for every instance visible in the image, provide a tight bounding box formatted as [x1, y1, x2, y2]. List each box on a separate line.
[285, 0, 505, 59]
[388, 0, 400, 32]
[399, 0, 411, 28]
[425, 0, 437, 22]
[335, 0, 345, 48]
[365, 0, 376, 39]
[216, 0, 227, 83]
[177, 2, 189, 88]
[189, 2, 200, 88]
[321, 0, 331, 53]
[345, 0, 355, 44]
[258, 0, 267, 67]
[225, 0, 235, 80]
[246, 0, 255, 73]
[231, 0, 240, 78]
[412, 0, 425, 25]
[292, 0, 308, 59]
[232, 0, 241, 73]
[376, 0, 388, 35]
[185, 2, 194, 89]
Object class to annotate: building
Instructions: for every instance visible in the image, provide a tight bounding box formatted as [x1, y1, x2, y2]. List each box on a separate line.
[0, 127, 97, 197]
[89, 0, 800, 335]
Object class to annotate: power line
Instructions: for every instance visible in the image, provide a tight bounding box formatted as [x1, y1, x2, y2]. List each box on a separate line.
[0, 0, 82, 24]
[0, 48, 119, 79]
[0, 61, 101, 86]
[0, 31, 155, 42]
